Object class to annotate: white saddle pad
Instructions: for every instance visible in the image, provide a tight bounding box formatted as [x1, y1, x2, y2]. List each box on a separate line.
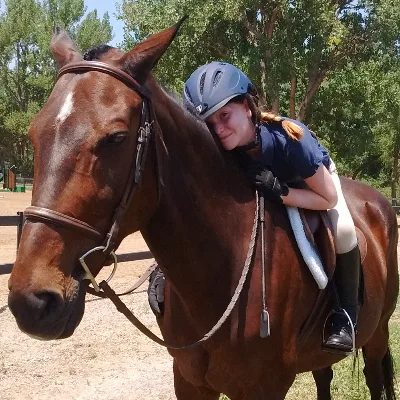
[285, 206, 328, 289]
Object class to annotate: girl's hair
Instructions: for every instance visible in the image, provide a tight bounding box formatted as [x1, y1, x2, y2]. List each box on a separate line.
[259, 110, 304, 141]
[229, 92, 304, 141]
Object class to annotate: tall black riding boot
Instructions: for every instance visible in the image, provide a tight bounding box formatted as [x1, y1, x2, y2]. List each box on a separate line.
[323, 244, 361, 353]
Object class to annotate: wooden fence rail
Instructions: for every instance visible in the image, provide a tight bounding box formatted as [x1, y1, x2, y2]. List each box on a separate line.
[0, 212, 24, 248]
[0, 212, 153, 275]
[1, 201, 400, 253]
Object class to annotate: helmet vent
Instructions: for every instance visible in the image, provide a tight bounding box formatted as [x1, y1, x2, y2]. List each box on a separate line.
[213, 71, 223, 87]
[184, 86, 194, 105]
[199, 72, 206, 95]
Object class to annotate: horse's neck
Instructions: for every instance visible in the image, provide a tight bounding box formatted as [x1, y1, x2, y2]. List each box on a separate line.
[150, 83, 248, 205]
[142, 85, 257, 301]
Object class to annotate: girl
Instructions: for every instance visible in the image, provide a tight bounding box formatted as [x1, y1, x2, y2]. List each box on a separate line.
[150, 62, 360, 354]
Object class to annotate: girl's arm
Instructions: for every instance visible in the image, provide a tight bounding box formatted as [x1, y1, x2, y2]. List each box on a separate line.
[281, 164, 338, 210]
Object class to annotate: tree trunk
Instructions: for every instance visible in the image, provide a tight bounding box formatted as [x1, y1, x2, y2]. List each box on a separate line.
[258, 6, 281, 111]
[272, 97, 279, 114]
[259, 58, 267, 105]
[298, 71, 326, 122]
[391, 134, 400, 205]
[289, 76, 296, 119]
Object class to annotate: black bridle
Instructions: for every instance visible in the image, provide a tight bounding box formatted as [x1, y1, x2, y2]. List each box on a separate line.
[23, 61, 157, 290]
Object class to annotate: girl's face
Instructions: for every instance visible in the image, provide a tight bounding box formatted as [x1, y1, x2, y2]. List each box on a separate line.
[206, 99, 255, 150]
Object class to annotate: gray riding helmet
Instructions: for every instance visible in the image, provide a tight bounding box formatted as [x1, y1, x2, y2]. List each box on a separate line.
[183, 62, 252, 120]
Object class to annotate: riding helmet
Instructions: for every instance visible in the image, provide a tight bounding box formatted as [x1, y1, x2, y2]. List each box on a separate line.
[183, 62, 253, 120]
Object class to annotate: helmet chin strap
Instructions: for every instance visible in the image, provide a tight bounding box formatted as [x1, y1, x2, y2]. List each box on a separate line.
[235, 125, 261, 152]
[234, 92, 261, 152]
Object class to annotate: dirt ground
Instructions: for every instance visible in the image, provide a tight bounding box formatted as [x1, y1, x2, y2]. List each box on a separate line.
[0, 192, 175, 400]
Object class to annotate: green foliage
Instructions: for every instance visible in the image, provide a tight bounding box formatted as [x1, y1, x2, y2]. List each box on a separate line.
[308, 56, 400, 193]
[76, 10, 113, 51]
[119, 0, 388, 113]
[1, 0, 400, 192]
[0, 0, 113, 176]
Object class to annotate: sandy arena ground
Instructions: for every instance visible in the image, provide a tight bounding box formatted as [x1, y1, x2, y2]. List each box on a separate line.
[0, 192, 175, 400]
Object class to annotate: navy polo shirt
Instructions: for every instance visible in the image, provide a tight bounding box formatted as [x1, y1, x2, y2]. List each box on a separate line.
[259, 119, 331, 182]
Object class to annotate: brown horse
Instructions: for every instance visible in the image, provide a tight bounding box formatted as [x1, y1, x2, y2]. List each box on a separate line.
[8, 21, 399, 400]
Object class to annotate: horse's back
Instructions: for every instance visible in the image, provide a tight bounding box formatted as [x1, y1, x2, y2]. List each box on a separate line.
[341, 175, 398, 318]
[341, 176, 397, 237]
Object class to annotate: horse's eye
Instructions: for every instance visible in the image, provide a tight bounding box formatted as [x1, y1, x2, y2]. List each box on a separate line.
[106, 132, 127, 144]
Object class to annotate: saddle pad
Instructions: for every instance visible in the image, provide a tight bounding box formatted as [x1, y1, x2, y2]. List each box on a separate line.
[286, 206, 328, 289]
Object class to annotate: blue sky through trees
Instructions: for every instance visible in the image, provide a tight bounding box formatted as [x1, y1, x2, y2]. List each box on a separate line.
[84, 0, 124, 46]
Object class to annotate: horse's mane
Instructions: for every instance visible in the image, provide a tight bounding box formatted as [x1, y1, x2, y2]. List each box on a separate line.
[148, 76, 256, 206]
[147, 77, 235, 165]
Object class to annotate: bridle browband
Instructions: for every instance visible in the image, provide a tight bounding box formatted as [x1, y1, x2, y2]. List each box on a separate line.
[58, 61, 151, 98]
[24, 61, 157, 290]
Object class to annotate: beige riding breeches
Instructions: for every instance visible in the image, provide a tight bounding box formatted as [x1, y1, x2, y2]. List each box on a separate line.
[327, 161, 358, 254]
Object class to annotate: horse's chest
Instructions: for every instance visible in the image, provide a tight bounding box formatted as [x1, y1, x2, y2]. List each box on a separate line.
[174, 346, 263, 393]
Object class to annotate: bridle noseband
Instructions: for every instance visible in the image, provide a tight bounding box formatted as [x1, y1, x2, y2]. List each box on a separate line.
[24, 61, 156, 291]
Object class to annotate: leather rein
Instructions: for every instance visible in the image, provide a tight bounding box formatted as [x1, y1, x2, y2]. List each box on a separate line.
[23, 61, 260, 349]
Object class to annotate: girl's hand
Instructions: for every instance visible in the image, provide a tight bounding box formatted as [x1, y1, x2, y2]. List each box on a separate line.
[247, 164, 289, 204]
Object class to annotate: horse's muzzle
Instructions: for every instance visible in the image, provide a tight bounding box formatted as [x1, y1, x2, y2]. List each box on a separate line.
[8, 283, 84, 340]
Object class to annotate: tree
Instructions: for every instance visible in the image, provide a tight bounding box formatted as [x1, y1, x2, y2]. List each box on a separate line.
[119, 0, 397, 120]
[0, 0, 113, 175]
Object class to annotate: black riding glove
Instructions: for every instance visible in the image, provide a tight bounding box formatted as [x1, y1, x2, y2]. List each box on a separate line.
[148, 265, 166, 318]
[247, 164, 289, 204]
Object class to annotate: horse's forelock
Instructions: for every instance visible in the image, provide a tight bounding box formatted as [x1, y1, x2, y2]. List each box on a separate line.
[83, 45, 115, 61]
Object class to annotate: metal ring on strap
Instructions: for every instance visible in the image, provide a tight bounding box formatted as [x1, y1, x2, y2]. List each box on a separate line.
[79, 246, 118, 292]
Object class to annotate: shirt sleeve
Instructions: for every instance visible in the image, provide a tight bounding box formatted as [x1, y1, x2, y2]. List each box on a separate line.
[286, 121, 324, 179]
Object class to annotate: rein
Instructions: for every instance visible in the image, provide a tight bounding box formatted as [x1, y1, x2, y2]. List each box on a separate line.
[98, 193, 259, 350]
[23, 61, 261, 349]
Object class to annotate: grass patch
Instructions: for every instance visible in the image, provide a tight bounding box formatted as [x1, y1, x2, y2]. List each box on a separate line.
[219, 316, 400, 400]
[397, 290, 400, 313]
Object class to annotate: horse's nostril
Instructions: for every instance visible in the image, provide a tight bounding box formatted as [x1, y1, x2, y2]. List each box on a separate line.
[8, 290, 64, 323]
[35, 291, 64, 320]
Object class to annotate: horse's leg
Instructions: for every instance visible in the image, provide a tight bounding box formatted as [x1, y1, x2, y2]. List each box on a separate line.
[173, 360, 220, 400]
[312, 367, 333, 400]
[362, 321, 396, 400]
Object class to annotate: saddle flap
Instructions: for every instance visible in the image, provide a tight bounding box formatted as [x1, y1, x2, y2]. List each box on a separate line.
[299, 209, 367, 280]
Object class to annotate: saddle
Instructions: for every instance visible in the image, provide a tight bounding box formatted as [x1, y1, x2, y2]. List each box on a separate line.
[296, 209, 367, 350]
[299, 209, 367, 281]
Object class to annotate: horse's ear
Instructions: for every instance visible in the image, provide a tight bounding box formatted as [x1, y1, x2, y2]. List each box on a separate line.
[122, 16, 187, 82]
[50, 26, 83, 67]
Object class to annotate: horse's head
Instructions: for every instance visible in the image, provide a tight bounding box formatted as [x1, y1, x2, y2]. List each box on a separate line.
[8, 20, 184, 340]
